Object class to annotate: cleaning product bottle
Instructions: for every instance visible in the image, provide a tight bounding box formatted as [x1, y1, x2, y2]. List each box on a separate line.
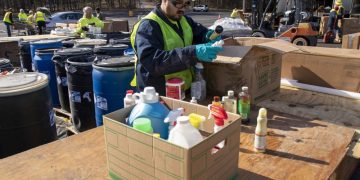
[124, 90, 136, 108]
[164, 108, 184, 132]
[208, 96, 228, 148]
[222, 90, 237, 114]
[128, 87, 170, 139]
[238, 86, 251, 124]
[133, 118, 153, 134]
[191, 63, 206, 101]
[168, 116, 203, 149]
[190, 97, 198, 104]
[189, 113, 206, 129]
[254, 108, 268, 153]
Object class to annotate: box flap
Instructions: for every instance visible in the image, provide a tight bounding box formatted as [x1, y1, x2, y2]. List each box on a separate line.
[214, 46, 251, 63]
[254, 40, 299, 54]
[296, 46, 360, 59]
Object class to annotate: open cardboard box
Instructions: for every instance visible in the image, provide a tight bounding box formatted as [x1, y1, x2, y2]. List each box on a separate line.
[103, 97, 241, 180]
[204, 37, 296, 104]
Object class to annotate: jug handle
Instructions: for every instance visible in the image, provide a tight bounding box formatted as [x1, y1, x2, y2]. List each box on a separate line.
[132, 93, 141, 103]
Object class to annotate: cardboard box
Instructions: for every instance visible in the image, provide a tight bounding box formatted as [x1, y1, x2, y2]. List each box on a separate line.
[342, 33, 360, 49]
[341, 18, 360, 35]
[102, 20, 113, 33]
[103, 97, 241, 180]
[204, 37, 295, 104]
[281, 46, 360, 92]
[0, 40, 20, 67]
[112, 20, 129, 32]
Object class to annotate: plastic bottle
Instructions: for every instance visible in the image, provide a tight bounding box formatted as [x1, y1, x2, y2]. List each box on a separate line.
[254, 108, 268, 153]
[222, 90, 237, 114]
[124, 90, 136, 108]
[191, 63, 206, 101]
[208, 96, 228, 148]
[164, 108, 184, 132]
[238, 86, 251, 124]
[189, 113, 206, 129]
[168, 116, 203, 149]
[190, 97, 198, 104]
[128, 87, 170, 139]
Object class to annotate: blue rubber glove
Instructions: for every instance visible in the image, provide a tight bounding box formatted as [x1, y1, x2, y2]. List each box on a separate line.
[205, 29, 222, 44]
[195, 44, 223, 62]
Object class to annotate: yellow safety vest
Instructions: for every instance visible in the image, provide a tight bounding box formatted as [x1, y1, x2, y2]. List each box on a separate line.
[27, 14, 34, 24]
[35, 11, 45, 22]
[130, 12, 194, 89]
[18, 12, 28, 22]
[3, 12, 12, 24]
[77, 16, 104, 38]
[230, 9, 239, 18]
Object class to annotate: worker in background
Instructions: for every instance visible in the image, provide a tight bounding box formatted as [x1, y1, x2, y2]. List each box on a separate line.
[95, 8, 105, 20]
[3, 8, 14, 37]
[130, 0, 223, 95]
[335, 0, 344, 41]
[18, 9, 28, 23]
[230, 8, 239, 18]
[26, 10, 36, 35]
[77, 6, 104, 38]
[34, 8, 46, 35]
[327, 5, 340, 42]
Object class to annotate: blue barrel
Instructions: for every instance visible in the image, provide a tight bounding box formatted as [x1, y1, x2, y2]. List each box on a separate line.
[30, 40, 62, 69]
[33, 48, 61, 106]
[92, 56, 135, 126]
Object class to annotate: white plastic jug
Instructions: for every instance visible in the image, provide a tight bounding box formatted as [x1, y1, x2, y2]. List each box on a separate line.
[168, 116, 203, 149]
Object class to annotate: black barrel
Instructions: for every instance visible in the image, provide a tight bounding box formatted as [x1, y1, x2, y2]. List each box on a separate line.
[62, 40, 75, 48]
[19, 41, 33, 72]
[0, 72, 57, 158]
[0, 58, 14, 72]
[65, 55, 109, 132]
[93, 44, 129, 57]
[52, 48, 93, 113]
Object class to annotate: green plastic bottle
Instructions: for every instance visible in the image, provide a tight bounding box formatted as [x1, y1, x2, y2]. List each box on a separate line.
[238, 86, 250, 124]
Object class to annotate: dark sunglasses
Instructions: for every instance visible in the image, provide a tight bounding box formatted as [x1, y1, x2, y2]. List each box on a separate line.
[170, 0, 191, 9]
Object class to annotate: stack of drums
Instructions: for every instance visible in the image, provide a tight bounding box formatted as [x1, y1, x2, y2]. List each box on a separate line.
[93, 44, 128, 57]
[0, 58, 14, 72]
[65, 55, 109, 132]
[19, 41, 33, 72]
[30, 39, 63, 71]
[33, 48, 61, 106]
[52, 48, 93, 112]
[0, 72, 57, 158]
[92, 56, 135, 126]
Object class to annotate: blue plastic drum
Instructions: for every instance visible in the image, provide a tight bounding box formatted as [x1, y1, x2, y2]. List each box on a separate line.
[92, 56, 135, 126]
[30, 40, 62, 69]
[33, 48, 61, 106]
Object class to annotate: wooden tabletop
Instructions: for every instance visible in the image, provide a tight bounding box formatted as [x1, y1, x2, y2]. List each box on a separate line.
[0, 34, 70, 41]
[0, 110, 354, 179]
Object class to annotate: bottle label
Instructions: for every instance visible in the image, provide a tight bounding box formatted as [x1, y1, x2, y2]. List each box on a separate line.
[166, 84, 184, 100]
[95, 95, 108, 111]
[254, 134, 266, 150]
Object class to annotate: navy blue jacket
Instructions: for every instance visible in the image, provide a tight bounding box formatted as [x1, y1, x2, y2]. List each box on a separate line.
[133, 6, 208, 95]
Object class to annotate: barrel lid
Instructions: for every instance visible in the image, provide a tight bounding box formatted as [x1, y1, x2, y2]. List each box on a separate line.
[95, 44, 129, 50]
[93, 56, 134, 67]
[0, 58, 10, 65]
[55, 48, 92, 56]
[30, 39, 62, 45]
[0, 73, 48, 97]
[75, 39, 107, 46]
[35, 48, 60, 55]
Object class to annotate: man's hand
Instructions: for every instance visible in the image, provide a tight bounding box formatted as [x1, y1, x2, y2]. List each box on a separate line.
[195, 44, 223, 62]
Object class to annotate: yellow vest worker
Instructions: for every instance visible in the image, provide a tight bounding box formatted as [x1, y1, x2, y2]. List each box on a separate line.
[77, 6, 104, 38]
[18, 9, 28, 23]
[230, 8, 239, 18]
[3, 9, 13, 37]
[34, 9, 46, 35]
[27, 11, 35, 25]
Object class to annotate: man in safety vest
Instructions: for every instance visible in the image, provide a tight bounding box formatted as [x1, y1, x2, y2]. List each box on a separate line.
[327, 5, 340, 42]
[18, 9, 28, 23]
[3, 8, 14, 37]
[131, 0, 223, 95]
[230, 8, 239, 18]
[34, 8, 46, 35]
[335, 0, 344, 41]
[26, 10, 36, 35]
[77, 6, 104, 38]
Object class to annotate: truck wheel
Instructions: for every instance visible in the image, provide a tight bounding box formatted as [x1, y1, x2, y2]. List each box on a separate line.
[292, 37, 308, 46]
[251, 32, 265, 37]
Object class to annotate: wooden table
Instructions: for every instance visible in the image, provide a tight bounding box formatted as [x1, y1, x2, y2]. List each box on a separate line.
[0, 34, 70, 41]
[0, 109, 354, 179]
